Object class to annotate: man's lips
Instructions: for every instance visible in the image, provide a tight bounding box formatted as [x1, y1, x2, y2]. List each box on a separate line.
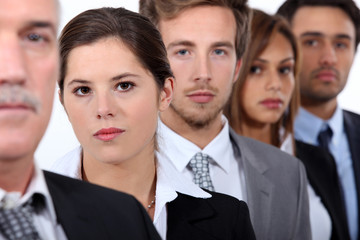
[93, 127, 125, 141]
[315, 70, 337, 82]
[187, 91, 215, 103]
[260, 99, 283, 109]
[0, 103, 34, 113]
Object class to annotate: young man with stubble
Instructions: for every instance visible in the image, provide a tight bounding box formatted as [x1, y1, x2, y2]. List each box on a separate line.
[140, 0, 311, 239]
[0, 0, 161, 239]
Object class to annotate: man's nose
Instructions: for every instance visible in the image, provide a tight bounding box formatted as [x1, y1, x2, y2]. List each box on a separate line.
[0, 35, 27, 86]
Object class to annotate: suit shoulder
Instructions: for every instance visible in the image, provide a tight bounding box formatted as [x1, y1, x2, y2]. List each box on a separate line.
[230, 130, 300, 166]
[343, 109, 360, 124]
[44, 171, 138, 203]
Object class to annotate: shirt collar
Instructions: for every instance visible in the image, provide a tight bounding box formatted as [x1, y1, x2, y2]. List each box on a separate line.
[0, 164, 58, 223]
[294, 107, 327, 145]
[294, 106, 343, 146]
[153, 153, 211, 224]
[157, 115, 233, 173]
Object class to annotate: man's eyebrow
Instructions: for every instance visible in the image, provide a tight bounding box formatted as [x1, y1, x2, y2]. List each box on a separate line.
[212, 41, 234, 49]
[300, 31, 352, 40]
[300, 31, 325, 38]
[167, 40, 195, 49]
[25, 21, 57, 34]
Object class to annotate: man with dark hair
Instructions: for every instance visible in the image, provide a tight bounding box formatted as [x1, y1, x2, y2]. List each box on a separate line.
[0, 0, 161, 239]
[140, 0, 311, 239]
[278, 1, 360, 239]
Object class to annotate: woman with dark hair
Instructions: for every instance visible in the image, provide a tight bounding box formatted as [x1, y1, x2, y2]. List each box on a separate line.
[225, 9, 331, 239]
[51, 7, 255, 240]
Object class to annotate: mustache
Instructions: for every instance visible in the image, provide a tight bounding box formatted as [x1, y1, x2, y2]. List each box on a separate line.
[0, 85, 41, 113]
[311, 66, 339, 79]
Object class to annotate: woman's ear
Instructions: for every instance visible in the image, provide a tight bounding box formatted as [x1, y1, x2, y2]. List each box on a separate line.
[159, 77, 174, 112]
[58, 89, 64, 105]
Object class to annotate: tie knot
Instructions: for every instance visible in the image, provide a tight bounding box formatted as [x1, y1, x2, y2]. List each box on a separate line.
[189, 152, 210, 169]
[188, 152, 214, 191]
[318, 124, 333, 151]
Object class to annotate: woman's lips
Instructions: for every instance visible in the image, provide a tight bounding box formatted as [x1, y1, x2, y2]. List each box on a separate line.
[93, 127, 125, 141]
[260, 99, 283, 109]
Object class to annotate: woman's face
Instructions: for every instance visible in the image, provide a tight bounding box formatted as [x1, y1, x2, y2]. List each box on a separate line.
[241, 32, 295, 126]
[62, 37, 172, 164]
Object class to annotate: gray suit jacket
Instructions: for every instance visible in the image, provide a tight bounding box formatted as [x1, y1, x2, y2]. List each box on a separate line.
[229, 129, 311, 240]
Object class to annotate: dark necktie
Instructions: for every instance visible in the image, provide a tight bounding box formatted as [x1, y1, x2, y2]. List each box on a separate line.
[0, 195, 42, 240]
[317, 125, 333, 152]
[189, 152, 215, 191]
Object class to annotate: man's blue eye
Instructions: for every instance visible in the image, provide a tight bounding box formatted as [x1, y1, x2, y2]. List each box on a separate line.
[214, 49, 224, 55]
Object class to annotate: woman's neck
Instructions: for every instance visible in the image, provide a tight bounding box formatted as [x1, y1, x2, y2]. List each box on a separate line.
[81, 149, 157, 218]
[239, 121, 272, 145]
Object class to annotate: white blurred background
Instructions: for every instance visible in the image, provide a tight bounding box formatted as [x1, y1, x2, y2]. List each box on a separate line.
[36, 0, 360, 168]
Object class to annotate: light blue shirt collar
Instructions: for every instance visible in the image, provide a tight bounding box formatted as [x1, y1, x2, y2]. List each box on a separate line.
[294, 106, 343, 147]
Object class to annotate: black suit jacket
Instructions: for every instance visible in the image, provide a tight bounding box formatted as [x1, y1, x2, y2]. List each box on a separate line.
[295, 141, 350, 240]
[44, 171, 161, 240]
[343, 110, 360, 231]
[167, 191, 256, 240]
[295, 108, 360, 240]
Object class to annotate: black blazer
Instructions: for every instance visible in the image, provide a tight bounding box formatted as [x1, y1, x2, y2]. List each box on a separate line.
[295, 141, 350, 240]
[44, 171, 161, 240]
[295, 110, 360, 240]
[343, 110, 360, 233]
[167, 191, 256, 240]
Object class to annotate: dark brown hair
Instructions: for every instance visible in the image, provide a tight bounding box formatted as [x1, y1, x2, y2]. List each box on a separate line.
[58, 7, 173, 98]
[224, 9, 300, 149]
[139, 0, 251, 59]
[277, 0, 360, 50]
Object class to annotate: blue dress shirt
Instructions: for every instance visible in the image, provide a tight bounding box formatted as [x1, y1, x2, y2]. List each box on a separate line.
[295, 107, 358, 240]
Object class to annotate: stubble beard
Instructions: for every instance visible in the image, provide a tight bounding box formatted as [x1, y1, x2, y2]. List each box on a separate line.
[169, 100, 224, 130]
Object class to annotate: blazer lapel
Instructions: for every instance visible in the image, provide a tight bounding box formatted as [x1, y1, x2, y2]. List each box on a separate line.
[229, 129, 273, 239]
[167, 193, 218, 240]
[295, 140, 350, 240]
[343, 110, 360, 233]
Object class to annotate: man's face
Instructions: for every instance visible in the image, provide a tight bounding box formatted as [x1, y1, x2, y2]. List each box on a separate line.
[0, 0, 59, 161]
[292, 6, 356, 104]
[159, 6, 241, 128]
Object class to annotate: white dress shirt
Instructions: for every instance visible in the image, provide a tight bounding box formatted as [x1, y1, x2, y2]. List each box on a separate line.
[157, 116, 247, 201]
[51, 146, 211, 240]
[0, 164, 67, 240]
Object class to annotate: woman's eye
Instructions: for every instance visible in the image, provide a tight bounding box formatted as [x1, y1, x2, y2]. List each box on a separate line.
[250, 66, 261, 74]
[117, 82, 134, 91]
[279, 67, 292, 75]
[74, 87, 91, 96]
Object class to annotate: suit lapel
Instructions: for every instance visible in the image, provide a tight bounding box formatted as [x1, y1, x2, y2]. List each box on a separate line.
[229, 129, 273, 239]
[295, 140, 350, 240]
[167, 193, 218, 240]
[343, 110, 360, 232]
